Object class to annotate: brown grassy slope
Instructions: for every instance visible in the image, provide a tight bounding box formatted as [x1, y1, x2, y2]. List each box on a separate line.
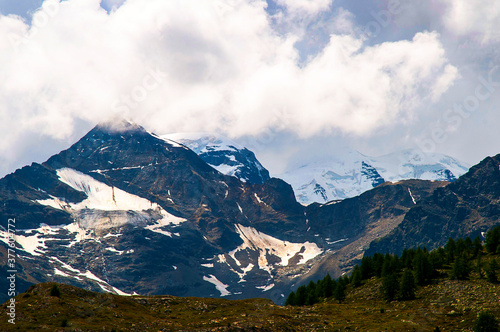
[1, 264, 500, 331]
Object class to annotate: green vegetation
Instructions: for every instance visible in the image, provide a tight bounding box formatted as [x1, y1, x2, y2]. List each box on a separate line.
[286, 225, 500, 307]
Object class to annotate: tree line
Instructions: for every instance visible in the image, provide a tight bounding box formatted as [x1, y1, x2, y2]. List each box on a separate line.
[285, 224, 500, 306]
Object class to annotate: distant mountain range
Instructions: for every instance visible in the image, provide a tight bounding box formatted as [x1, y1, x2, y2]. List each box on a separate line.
[165, 133, 470, 204]
[279, 148, 470, 204]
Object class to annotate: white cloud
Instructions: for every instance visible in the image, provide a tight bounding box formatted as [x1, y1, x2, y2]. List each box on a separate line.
[0, 0, 456, 175]
[275, 0, 332, 16]
[440, 0, 500, 43]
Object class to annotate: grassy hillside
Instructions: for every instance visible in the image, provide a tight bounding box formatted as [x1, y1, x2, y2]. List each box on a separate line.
[1, 270, 499, 331]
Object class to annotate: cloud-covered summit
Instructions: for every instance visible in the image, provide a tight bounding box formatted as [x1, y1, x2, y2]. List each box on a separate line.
[0, 0, 460, 177]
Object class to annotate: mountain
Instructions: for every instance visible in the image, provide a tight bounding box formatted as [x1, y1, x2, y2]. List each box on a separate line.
[0, 120, 446, 305]
[162, 133, 270, 184]
[366, 154, 500, 256]
[0, 121, 314, 304]
[279, 148, 470, 205]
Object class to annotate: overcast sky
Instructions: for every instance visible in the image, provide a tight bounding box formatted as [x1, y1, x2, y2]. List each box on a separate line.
[1, 0, 500, 177]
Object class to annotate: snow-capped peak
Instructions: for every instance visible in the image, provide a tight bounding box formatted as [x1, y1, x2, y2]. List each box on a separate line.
[278, 148, 470, 205]
[161, 133, 270, 184]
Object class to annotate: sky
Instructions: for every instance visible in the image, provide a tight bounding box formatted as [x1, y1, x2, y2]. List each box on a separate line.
[1, 0, 500, 177]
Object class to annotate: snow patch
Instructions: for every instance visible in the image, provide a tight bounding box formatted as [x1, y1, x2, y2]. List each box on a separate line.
[203, 275, 231, 296]
[230, 224, 323, 273]
[408, 188, 417, 204]
[256, 283, 275, 291]
[105, 247, 124, 255]
[56, 168, 157, 211]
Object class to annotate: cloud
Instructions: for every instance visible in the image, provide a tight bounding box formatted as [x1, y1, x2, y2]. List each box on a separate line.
[274, 0, 332, 16]
[440, 0, 500, 44]
[0, 0, 457, 175]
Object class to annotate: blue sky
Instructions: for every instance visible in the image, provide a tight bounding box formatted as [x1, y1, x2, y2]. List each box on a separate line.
[1, 0, 499, 176]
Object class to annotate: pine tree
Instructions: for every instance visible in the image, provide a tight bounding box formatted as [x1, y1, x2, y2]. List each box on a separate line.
[429, 249, 444, 271]
[465, 237, 473, 255]
[295, 286, 307, 306]
[373, 253, 385, 277]
[445, 237, 456, 263]
[381, 273, 399, 302]
[450, 254, 471, 280]
[333, 282, 346, 303]
[476, 256, 484, 279]
[456, 238, 467, 256]
[324, 274, 334, 298]
[486, 259, 499, 284]
[305, 281, 318, 305]
[473, 236, 483, 258]
[486, 226, 500, 254]
[399, 269, 416, 300]
[360, 256, 374, 280]
[414, 250, 433, 286]
[351, 265, 362, 287]
[285, 291, 296, 306]
[401, 248, 414, 269]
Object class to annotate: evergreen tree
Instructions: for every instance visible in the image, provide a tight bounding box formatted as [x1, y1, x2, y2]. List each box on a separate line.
[333, 282, 346, 303]
[381, 254, 401, 277]
[486, 226, 500, 254]
[429, 249, 444, 271]
[476, 256, 484, 279]
[351, 265, 362, 287]
[325, 274, 336, 297]
[305, 281, 318, 305]
[305, 292, 318, 306]
[465, 237, 473, 255]
[450, 254, 471, 280]
[445, 237, 456, 263]
[399, 269, 416, 300]
[285, 291, 296, 306]
[316, 278, 326, 299]
[360, 256, 374, 280]
[401, 248, 414, 269]
[474, 311, 499, 332]
[295, 286, 307, 306]
[473, 236, 483, 258]
[381, 273, 399, 302]
[414, 250, 433, 286]
[486, 259, 499, 284]
[456, 238, 467, 256]
[372, 253, 385, 277]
